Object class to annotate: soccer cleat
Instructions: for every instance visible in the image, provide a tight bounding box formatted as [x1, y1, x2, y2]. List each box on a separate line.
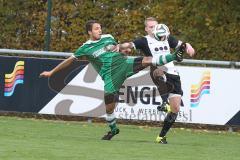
[101, 128, 120, 140]
[157, 102, 171, 113]
[173, 42, 186, 62]
[156, 136, 168, 144]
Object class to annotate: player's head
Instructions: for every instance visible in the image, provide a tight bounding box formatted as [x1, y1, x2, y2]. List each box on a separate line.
[153, 23, 170, 41]
[144, 17, 158, 37]
[85, 20, 102, 40]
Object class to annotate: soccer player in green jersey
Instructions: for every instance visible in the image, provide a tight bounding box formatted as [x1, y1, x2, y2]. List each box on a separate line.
[40, 20, 186, 140]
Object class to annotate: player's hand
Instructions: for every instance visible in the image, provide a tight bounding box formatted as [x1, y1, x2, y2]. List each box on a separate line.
[174, 42, 186, 62]
[111, 44, 120, 52]
[186, 43, 195, 57]
[39, 71, 52, 78]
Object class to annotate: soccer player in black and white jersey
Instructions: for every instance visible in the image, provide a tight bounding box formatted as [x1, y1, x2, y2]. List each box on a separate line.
[119, 17, 195, 144]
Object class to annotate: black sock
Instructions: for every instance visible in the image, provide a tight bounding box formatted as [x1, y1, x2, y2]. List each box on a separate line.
[159, 112, 178, 137]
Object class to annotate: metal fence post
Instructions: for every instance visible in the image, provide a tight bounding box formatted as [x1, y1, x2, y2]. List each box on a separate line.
[44, 0, 52, 51]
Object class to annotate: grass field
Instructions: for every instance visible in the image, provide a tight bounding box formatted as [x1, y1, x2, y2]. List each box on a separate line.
[0, 116, 239, 160]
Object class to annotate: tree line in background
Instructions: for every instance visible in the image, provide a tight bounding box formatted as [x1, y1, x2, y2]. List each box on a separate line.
[0, 0, 239, 61]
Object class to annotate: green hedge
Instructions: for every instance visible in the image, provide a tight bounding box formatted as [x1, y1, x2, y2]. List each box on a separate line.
[0, 0, 239, 61]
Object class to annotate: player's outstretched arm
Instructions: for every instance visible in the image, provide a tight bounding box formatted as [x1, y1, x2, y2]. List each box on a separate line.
[39, 55, 76, 78]
[185, 43, 195, 57]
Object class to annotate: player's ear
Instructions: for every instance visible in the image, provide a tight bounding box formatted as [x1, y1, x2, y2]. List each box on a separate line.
[145, 27, 148, 32]
[88, 30, 92, 35]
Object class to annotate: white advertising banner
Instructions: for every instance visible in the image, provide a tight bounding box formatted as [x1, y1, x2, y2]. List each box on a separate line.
[180, 66, 240, 125]
[39, 64, 240, 125]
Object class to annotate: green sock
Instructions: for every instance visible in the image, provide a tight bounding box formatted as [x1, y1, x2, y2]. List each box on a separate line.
[106, 113, 117, 132]
[109, 123, 117, 131]
[158, 54, 176, 65]
[109, 123, 117, 133]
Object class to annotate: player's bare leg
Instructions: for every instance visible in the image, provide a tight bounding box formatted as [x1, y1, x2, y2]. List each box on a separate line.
[169, 96, 181, 113]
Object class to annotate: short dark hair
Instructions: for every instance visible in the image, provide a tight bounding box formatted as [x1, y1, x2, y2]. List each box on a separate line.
[85, 20, 99, 34]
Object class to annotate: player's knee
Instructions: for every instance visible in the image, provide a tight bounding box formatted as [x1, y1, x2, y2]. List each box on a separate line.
[104, 93, 119, 114]
[152, 69, 165, 78]
[169, 97, 181, 113]
[170, 104, 180, 113]
[104, 93, 119, 104]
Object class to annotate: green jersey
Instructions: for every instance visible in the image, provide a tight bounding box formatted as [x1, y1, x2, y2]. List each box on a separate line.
[74, 34, 135, 94]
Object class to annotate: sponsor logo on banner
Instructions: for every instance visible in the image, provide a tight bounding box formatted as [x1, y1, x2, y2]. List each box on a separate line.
[190, 71, 210, 107]
[40, 64, 165, 120]
[4, 61, 24, 97]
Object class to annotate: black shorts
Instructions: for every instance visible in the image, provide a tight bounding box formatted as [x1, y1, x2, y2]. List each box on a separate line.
[165, 73, 183, 96]
[150, 67, 183, 96]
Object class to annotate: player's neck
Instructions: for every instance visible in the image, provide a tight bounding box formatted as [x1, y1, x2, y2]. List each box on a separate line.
[148, 34, 155, 38]
[90, 35, 101, 41]
[147, 34, 155, 38]
[90, 37, 97, 41]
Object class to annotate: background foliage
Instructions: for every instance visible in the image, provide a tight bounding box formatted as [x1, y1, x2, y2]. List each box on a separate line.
[0, 0, 239, 60]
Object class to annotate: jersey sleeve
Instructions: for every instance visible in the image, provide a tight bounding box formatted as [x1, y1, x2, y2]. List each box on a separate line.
[168, 35, 179, 49]
[74, 45, 86, 58]
[133, 37, 146, 50]
[133, 37, 152, 56]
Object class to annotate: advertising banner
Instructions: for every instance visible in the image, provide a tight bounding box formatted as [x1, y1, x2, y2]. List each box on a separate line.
[0, 56, 239, 125]
[39, 64, 240, 125]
